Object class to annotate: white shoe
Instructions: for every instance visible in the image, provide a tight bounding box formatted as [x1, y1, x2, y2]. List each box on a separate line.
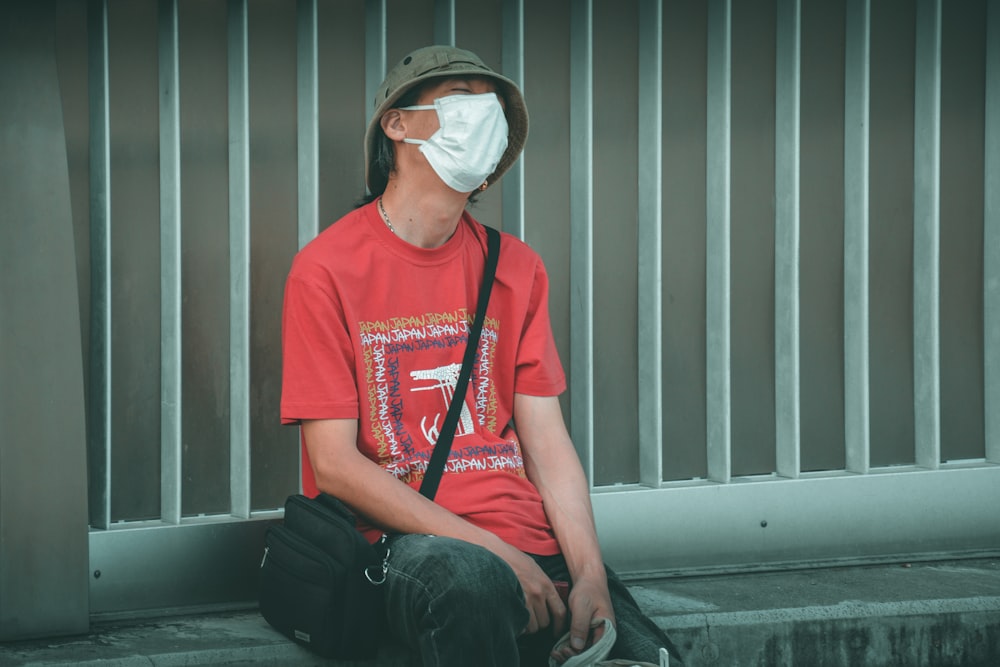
[549, 618, 616, 667]
[595, 647, 670, 667]
[549, 619, 670, 667]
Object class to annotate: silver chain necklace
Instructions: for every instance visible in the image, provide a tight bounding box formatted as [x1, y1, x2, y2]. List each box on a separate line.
[377, 196, 397, 235]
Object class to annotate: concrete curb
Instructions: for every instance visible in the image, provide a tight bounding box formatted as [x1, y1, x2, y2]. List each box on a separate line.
[661, 599, 1000, 667]
[2, 559, 999, 667]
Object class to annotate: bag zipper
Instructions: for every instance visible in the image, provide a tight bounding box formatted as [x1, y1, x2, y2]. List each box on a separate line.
[263, 527, 337, 585]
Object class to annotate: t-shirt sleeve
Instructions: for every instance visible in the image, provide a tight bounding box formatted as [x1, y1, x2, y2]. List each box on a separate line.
[280, 271, 360, 424]
[514, 257, 567, 396]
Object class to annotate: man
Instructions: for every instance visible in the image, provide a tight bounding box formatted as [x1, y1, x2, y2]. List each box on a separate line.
[281, 45, 679, 666]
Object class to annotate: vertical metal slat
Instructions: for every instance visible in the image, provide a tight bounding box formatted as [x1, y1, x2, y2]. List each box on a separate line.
[637, 0, 663, 487]
[88, 0, 112, 529]
[570, 0, 595, 484]
[844, 0, 872, 474]
[297, 0, 319, 249]
[365, 0, 387, 129]
[706, 0, 732, 483]
[774, 0, 801, 479]
[434, 0, 455, 46]
[913, 0, 942, 469]
[501, 0, 525, 239]
[159, 0, 183, 524]
[228, 0, 251, 518]
[986, 0, 1000, 464]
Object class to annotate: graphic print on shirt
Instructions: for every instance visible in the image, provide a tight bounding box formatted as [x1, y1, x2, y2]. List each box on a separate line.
[358, 308, 525, 485]
[409, 362, 475, 444]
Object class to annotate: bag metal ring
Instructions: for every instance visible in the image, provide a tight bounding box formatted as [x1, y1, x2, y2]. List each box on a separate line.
[365, 546, 390, 585]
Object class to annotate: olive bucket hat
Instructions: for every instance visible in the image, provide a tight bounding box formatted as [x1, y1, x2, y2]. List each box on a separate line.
[364, 45, 529, 195]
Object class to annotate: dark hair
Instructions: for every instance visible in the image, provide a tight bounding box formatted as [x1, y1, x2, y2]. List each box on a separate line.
[356, 78, 487, 207]
[355, 131, 396, 206]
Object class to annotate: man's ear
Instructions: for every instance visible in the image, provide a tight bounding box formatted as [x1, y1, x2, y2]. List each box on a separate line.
[380, 109, 406, 141]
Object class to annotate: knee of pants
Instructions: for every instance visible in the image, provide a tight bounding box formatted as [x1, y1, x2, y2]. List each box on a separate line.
[388, 534, 526, 613]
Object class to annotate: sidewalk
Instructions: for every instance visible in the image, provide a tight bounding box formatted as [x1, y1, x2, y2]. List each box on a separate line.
[1, 558, 998, 667]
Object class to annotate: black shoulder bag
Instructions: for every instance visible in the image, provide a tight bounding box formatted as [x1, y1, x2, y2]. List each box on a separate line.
[259, 225, 501, 659]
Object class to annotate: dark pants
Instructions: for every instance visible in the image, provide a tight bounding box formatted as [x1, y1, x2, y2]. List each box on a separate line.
[383, 534, 680, 667]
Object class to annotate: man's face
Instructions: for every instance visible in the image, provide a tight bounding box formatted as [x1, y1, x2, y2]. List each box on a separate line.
[415, 76, 499, 104]
[403, 76, 503, 141]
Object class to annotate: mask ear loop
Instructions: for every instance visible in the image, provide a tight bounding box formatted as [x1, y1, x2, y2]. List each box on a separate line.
[398, 102, 440, 147]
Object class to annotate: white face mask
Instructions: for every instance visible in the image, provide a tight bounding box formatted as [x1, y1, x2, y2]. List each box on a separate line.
[401, 93, 509, 193]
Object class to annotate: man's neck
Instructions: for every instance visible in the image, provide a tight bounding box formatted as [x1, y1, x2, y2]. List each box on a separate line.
[379, 178, 468, 249]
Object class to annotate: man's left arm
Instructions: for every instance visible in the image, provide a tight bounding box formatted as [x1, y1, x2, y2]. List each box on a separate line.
[515, 392, 615, 655]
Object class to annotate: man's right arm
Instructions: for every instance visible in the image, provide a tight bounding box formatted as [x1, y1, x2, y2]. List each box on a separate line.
[301, 418, 567, 636]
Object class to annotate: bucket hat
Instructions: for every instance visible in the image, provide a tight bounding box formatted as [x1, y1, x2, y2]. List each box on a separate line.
[364, 45, 528, 195]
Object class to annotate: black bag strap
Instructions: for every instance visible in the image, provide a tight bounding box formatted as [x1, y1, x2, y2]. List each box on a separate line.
[418, 225, 500, 501]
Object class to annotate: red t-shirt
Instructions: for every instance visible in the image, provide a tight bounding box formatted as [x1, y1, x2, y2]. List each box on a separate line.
[280, 201, 565, 555]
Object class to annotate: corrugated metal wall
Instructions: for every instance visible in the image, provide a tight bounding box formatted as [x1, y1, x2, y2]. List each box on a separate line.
[41, 0, 1000, 616]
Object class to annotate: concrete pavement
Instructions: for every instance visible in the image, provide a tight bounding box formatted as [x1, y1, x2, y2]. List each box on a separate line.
[1, 558, 998, 666]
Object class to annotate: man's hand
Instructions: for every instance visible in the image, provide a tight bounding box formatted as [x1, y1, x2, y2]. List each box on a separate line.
[550, 575, 616, 664]
[497, 544, 568, 636]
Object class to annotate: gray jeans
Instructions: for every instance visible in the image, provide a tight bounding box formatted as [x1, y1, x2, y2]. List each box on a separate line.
[383, 534, 681, 667]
